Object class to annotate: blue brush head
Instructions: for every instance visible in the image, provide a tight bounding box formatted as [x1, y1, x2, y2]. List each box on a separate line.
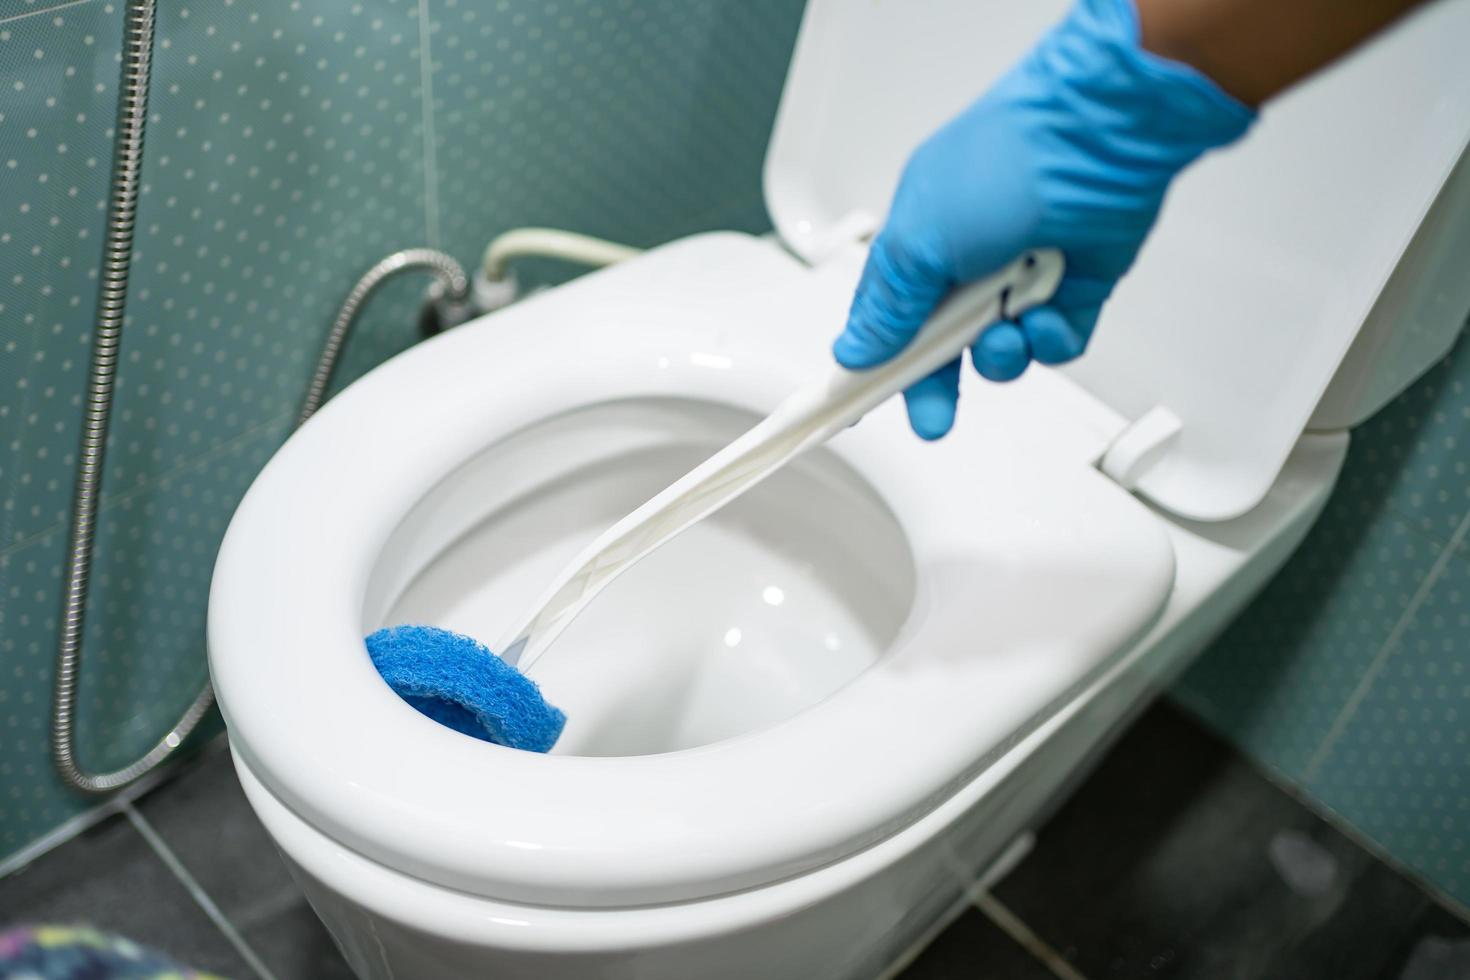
[365, 625, 566, 753]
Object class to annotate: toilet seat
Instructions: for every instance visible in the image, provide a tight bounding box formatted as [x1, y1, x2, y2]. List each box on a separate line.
[209, 233, 1175, 908]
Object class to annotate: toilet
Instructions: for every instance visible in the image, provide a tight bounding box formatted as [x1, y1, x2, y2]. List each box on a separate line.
[207, 1, 1470, 978]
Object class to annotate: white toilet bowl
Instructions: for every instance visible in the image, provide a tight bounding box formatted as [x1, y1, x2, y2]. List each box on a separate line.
[206, 233, 1340, 980]
[208, 0, 1470, 975]
[212, 232, 1180, 905]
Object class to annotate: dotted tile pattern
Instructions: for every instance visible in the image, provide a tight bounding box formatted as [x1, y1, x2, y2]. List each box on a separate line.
[0, 0, 802, 862]
[1, 425, 281, 840]
[428, 0, 800, 277]
[1175, 330, 1470, 908]
[1172, 513, 1439, 776]
[1307, 552, 1470, 905]
[2, 0, 430, 550]
[1330, 336, 1470, 550]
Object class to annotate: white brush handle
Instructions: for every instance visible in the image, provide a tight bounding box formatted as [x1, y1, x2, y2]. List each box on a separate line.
[500, 249, 1065, 671]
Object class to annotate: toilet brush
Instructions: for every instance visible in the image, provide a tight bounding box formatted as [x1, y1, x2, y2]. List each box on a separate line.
[367, 249, 1064, 752]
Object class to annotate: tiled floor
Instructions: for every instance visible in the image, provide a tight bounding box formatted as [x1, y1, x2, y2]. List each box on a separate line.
[0, 740, 350, 980]
[1, 702, 1467, 980]
[980, 704, 1470, 980]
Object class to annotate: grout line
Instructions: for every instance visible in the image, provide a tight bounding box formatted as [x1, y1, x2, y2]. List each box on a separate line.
[1302, 507, 1470, 781]
[1272, 769, 1470, 928]
[973, 891, 1089, 980]
[0, 760, 184, 878]
[1386, 501, 1465, 555]
[872, 889, 978, 980]
[874, 835, 1039, 980]
[0, 0, 95, 26]
[1179, 673, 1470, 928]
[0, 800, 124, 879]
[415, 0, 442, 249]
[0, 409, 292, 560]
[0, 739, 228, 879]
[125, 803, 280, 980]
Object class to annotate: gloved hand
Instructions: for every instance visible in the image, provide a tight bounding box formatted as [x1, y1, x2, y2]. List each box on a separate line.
[833, 0, 1254, 439]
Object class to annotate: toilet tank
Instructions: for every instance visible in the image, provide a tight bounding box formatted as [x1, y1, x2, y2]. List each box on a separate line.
[764, 0, 1470, 522]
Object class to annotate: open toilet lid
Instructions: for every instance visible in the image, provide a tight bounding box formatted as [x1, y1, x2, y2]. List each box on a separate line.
[764, 0, 1470, 520]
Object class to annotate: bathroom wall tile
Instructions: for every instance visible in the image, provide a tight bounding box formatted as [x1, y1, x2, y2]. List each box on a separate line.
[1173, 510, 1441, 778]
[1329, 329, 1470, 550]
[66, 420, 284, 772]
[0, 811, 255, 977]
[0, 0, 430, 549]
[1305, 550, 1470, 909]
[0, 420, 284, 859]
[503, 195, 779, 299]
[0, 316, 19, 562]
[316, 271, 438, 403]
[994, 702, 1466, 980]
[0, 1, 91, 23]
[691, 193, 779, 240]
[426, 0, 804, 287]
[137, 741, 355, 979]
[0, 0, 121, 549]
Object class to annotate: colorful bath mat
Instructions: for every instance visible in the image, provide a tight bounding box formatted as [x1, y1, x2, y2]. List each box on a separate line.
[0, 925, 226, 979]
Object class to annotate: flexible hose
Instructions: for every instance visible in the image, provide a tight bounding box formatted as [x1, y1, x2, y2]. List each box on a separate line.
[51, 0, 191, 795]
[481, 227, 640, 282]
[52, 0, 468, 794]
[297, 249, 468, 426]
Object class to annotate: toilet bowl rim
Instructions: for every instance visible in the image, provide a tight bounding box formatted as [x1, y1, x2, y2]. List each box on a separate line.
[207, 233, 1177, 907]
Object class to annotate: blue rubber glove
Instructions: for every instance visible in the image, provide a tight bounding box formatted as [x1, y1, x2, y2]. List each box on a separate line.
[833, 0, 1254, 439]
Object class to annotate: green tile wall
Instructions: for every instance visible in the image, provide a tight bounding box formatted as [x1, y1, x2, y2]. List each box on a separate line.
[1174, 330, 1470, 911]
[0, 0, 1465, 922]
[0, 0, 803, 863]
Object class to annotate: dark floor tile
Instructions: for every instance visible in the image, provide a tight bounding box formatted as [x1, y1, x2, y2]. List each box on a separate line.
[239, 902, 357, 980]
[996, 701, 1461, 980]
[136, 737, 353, 980]
[136, 740, 295, 923]
[0, 811, 255, 978]
[1379, 904, 1470, 980]
[899, 907, 1056, 980]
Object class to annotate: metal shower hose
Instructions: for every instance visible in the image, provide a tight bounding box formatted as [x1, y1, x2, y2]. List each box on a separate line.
[52, 0, 468, 794]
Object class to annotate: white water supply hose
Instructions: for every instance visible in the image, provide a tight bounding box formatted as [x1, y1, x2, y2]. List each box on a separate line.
[473, 227, 642, 312]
